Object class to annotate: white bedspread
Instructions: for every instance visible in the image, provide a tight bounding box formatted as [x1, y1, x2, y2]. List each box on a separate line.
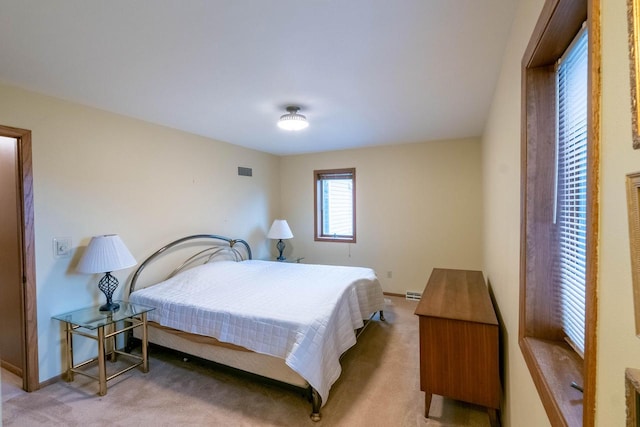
[129, 260, 385, 405]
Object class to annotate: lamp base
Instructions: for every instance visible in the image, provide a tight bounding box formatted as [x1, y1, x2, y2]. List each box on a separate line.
[98, 272, 120, 312]
[276, 239, 286, 261]
[99, 301, 120, 312]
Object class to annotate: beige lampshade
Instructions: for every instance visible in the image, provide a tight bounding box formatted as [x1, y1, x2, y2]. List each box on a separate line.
[267, 220, 293, 240]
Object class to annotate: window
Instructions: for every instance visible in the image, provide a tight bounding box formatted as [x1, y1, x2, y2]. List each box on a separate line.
[314, 168, 356, 243]
[520, 0, 597, 425]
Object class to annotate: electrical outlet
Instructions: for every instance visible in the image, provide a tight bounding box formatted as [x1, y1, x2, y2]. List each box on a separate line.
[53, 237, 71, 258]
[387, 271, 392, 279]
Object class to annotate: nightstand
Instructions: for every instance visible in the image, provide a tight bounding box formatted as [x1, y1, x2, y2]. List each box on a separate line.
[52, 301, 155, 396]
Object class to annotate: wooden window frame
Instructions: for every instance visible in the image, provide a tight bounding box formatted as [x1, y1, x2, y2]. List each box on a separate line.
[519, 0, 599, 425]
[314, 168, 356, 243]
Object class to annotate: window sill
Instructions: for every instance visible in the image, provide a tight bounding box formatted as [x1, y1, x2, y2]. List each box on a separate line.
[314, 237, 356, 243]
[520, 337, 583, 426]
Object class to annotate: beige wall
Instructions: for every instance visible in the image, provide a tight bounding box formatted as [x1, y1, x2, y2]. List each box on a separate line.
[481, 0, 549, 424]
[596, 0, 640, 423]
[0, 83, 280, 382]
[483, 0, 640, 425]
[280, 139, 483, 295]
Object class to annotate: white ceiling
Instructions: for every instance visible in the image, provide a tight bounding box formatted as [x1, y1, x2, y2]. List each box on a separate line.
[0, 1, 519, 155]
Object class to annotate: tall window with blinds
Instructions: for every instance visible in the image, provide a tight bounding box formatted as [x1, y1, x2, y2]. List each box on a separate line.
[314, 168, 356, 243]
[555, 28, 588, 356]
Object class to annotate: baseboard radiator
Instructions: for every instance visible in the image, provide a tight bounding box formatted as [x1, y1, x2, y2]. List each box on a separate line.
[405, 291, 422, 301]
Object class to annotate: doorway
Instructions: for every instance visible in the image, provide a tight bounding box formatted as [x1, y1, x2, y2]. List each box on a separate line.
[0, 135, 24, 377]
[0, 125, 38, 392]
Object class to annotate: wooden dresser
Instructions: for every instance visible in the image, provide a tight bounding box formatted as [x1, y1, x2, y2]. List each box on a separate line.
[415, 268, 500, 426]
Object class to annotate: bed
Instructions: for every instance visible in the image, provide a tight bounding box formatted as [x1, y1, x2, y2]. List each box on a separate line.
[127, 234, 385, 421]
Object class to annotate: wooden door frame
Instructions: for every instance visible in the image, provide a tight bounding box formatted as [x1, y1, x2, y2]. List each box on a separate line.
[0, 125, 38, 392]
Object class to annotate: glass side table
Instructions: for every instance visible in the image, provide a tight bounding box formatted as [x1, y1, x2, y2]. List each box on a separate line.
[52, 301, 155, 396]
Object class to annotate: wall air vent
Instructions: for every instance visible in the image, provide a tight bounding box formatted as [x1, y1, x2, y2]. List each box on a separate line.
[238, 167, 252, 177]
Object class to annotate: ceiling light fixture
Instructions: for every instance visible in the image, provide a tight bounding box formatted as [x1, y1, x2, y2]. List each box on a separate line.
[278, 106, 309, 131]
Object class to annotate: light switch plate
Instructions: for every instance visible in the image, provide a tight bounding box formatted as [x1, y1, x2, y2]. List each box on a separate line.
[53, 237, 72, 258]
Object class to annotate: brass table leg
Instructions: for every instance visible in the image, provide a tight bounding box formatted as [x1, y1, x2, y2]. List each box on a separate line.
[97, 326, 107, 396]
[108, 322, 117, 362]
[65, 322, 74, 382]
[141, 312, 149, 373]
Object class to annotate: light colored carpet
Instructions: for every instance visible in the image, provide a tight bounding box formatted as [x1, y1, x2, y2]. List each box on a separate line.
[2, 296, 492, 426]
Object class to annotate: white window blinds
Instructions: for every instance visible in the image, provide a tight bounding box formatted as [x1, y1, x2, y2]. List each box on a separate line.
[556, 28, 588, 356]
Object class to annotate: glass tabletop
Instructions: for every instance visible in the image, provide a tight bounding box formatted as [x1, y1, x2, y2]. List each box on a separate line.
[52, 301, 155, 330]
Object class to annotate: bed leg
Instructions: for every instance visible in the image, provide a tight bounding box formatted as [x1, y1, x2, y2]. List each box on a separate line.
[379, 310, 386, 321]
[310, 387, 322, 422]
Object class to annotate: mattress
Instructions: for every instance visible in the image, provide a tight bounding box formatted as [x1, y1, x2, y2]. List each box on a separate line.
[129, 259, 385, 405]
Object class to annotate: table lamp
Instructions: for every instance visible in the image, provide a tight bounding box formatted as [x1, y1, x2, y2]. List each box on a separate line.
[267, 219, 293, 261]
[77, 234, 136, 311]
